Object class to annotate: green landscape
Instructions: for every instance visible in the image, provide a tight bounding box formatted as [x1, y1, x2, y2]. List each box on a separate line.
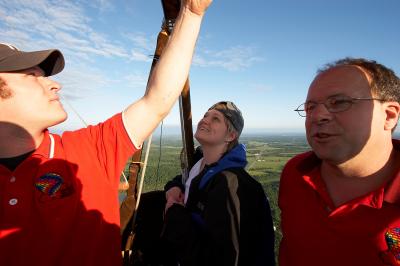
[120, 133, 310, 258]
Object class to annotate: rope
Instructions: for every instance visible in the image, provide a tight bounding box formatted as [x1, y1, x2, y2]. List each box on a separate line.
[131, 133, 153, 225]
[155, 120, 164, 188]
[60, 94, 88, 127]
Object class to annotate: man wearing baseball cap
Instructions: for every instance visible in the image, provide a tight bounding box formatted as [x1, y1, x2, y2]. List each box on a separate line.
[0, 1, 212, 265]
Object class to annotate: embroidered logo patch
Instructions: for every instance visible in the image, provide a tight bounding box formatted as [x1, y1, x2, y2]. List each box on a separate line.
[385, 227, 400, 261]
[35, 173, 64, 197]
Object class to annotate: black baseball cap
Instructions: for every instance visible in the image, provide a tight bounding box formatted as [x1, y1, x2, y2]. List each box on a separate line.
[0, 43, 64, 76]
[209, 101, 244, 136]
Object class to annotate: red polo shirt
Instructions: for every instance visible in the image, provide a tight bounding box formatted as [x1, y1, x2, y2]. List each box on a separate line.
[279, 139, 400, 266]
[0, 113, 138, 266]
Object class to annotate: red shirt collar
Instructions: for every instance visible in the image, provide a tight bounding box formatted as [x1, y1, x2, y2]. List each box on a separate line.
[301, 139, 400, 209]
[32, 130, 53, 159]
[383, 139, 400, 205]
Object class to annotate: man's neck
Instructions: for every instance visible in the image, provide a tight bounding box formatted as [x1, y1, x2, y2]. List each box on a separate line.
[321, 144, 400, 207]
[0, 150, 35, 171]
[0, 126, 44, 158]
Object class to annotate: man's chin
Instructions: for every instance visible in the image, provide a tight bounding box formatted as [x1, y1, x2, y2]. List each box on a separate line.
[314, 150, 351, 165]
[313, 148, 336, 161]
[48, 114, 68, 128]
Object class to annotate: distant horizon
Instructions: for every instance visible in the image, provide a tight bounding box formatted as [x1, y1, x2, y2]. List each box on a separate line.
[50, 124, 400, 138]
[50, 123, 306, 134]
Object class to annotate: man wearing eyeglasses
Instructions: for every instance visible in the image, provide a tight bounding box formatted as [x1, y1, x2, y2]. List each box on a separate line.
[279, 58, 400, 266]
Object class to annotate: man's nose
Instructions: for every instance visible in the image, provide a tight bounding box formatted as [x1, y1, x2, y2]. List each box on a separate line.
[43, 77, 62, 92]
[308, 103, 333, 124]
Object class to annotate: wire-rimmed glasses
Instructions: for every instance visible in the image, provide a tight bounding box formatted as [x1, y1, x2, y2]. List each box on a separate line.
[294, 95, 385, 117]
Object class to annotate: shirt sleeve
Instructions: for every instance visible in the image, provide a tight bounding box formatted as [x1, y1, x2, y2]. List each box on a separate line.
[62, 113, 139, 189]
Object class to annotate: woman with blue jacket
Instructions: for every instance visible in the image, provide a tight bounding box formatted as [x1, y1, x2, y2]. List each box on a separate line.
[163, 101, 275, 266]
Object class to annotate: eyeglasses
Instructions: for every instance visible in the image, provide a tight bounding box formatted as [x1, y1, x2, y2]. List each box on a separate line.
[294, 95, 385, 117]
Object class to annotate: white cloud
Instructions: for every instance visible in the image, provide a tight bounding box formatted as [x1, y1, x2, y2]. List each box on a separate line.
[123, 72, 148, 88]
[0, 0, 153, 101]
[124, 32, 155, 62]
[125, 32, 154, 51]
[1, 0, 259, 73]
[130, 49, 152, 62]
[0, 29, 32, 44]
[56, 67, 110, 100]
[194, 45, 263, 71]
[0, 0, 143, 62]
[87, 0, 114, 13]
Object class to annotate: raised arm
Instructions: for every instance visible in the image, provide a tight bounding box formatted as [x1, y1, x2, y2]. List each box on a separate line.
[123, 0, 212, 147]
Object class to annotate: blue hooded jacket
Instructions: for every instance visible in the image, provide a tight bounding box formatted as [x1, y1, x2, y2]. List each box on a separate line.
[199, 143, 247, 189]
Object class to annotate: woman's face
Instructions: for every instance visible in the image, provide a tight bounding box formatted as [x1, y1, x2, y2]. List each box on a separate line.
[194, 109, 235, 146]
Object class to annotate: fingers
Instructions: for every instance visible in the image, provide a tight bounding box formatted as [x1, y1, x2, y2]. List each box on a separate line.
[182, 0, 213, 17]
[166, 187, 184, 201]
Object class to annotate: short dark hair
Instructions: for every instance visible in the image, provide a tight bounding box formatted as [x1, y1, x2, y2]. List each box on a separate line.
[0, 77, 12, 99]
[318, 58, 400, 103]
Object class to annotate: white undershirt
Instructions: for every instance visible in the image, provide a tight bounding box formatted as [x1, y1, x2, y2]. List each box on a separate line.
[184, 158, 203, 204]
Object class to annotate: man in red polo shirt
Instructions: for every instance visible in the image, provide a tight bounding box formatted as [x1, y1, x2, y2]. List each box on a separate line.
[0, 1, 212, 265]
[279, 58, 400, 266]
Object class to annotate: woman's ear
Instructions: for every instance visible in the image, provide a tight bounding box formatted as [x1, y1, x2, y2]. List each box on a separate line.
[225, 131, 237, 142]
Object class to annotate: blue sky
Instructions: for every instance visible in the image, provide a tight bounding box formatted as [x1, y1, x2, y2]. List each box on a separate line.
[1, 0, 399, 134]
